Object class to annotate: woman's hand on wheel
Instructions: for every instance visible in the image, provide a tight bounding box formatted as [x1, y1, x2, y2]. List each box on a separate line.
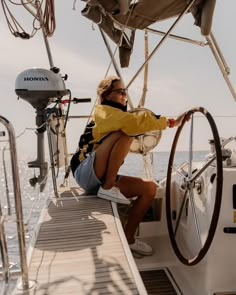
[175, 112, 190, 127]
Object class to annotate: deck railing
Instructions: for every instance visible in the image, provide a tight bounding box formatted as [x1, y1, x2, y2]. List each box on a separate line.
[0, 115, 30, 294]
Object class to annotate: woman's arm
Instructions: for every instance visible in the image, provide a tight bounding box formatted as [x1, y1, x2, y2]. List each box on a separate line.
[94, 105, 168, 136]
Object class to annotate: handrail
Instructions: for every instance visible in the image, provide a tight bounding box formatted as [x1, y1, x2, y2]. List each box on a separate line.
[0, 115, 30, 291]
[0, 215, 10, 295]
[2, 146, 11, 215]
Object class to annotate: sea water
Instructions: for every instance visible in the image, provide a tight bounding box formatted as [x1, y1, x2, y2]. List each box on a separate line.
[0, 150, 207, 292]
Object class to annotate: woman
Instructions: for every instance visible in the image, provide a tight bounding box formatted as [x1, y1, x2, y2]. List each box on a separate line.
[71, 76, 186, 256]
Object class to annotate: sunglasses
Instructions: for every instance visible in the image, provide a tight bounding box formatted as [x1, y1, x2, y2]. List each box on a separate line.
[110, 88, 127, 95]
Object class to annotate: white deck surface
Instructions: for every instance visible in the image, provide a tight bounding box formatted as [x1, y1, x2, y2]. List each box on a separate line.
[14, 188, 145, 294]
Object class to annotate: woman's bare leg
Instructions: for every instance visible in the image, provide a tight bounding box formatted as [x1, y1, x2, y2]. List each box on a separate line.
[116, 175, 157, 244]
[94, 131, 132, 188]
[94, 131, 156, 243]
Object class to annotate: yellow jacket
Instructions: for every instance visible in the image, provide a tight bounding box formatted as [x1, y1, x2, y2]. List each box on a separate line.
[93, 105, 168, 142]
[70, 104, 168, 171]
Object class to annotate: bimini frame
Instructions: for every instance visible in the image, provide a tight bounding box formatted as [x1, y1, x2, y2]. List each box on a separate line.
[97, 0, 236, 102]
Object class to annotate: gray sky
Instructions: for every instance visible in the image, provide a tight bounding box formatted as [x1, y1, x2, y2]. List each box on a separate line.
[0, 0, 236, 158]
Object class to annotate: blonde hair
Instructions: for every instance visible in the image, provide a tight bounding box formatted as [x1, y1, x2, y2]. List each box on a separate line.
[97, 76, 120, 102]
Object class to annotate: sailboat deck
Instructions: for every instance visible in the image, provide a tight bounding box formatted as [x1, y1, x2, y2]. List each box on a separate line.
[16, 188, 144, 294]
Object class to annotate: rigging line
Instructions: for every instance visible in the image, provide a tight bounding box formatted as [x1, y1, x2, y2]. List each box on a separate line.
[2, 0, 29, 37]
[1, 0, 25, 34]
[7, 0, 31, 6]
[28, 0, 55, 36]
[15, 127, 36, 139]
[2, 0, 34, 36]
[209, 115, 236, 118]
[100, 28, 134, 109]
[0, 126, 39, 142]
[2, 0, 55, 37]
[43, 0, 55, 37]
[163, 115, 236, 118]
[21, 0, 39, 19]
[104, 46, 119, 78]
[138, 29, 149, 108]
[24, 191, 42, 226]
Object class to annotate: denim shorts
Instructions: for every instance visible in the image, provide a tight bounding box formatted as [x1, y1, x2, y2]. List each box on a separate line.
[74, 151, 101, 194]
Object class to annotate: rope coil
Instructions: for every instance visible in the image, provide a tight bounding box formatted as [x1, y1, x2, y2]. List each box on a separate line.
[1, 0, 56, 38]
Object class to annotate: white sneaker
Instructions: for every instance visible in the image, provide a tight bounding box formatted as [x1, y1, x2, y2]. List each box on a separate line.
[129, 239, 153, 256]
[97, 186, 130, 205]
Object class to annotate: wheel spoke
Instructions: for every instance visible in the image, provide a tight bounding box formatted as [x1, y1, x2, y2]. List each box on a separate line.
[170, 164, 187, 180]
[187, 114, 194, 178]
[187, 114, 202, 249]
[188, 187, 202, 249]
[174, 189, 188, 236]
[190, 155, 216, 183]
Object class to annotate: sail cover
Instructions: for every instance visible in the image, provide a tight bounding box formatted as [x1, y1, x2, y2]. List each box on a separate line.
[81, 0, 216, 67]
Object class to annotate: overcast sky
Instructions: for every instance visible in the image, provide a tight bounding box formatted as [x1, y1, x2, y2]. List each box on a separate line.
[0, 0, 235, 159]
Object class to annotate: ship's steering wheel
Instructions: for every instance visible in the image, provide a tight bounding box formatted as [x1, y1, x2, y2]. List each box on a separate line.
[166, 107, 223, 266]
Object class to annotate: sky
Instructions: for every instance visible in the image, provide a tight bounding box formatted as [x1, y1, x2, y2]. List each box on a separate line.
[0, 0, 236, 159]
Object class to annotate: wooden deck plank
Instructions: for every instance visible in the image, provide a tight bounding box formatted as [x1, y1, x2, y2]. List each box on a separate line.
[17, 191, 141, 294]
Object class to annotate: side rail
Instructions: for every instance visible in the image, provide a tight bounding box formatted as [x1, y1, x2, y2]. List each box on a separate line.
[0, 214, 9, 295]
[0, 115, 30, 294]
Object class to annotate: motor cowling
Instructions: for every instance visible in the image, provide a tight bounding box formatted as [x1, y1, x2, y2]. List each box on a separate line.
[15, 68, 68, 109]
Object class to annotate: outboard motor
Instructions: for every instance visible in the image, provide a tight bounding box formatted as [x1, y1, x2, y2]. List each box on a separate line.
[15, 68, 68, 108]
[15, 67, 68, 191]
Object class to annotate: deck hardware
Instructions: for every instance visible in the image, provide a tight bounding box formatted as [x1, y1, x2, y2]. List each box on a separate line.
[223, 227, 236, 234]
